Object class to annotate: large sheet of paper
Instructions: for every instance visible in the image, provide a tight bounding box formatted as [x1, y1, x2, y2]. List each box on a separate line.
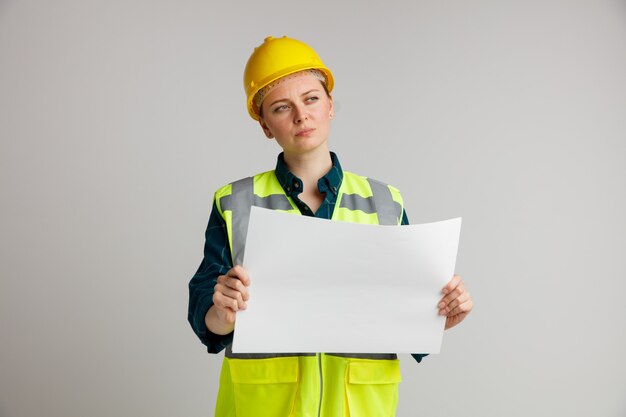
[232, 207, 461, 354]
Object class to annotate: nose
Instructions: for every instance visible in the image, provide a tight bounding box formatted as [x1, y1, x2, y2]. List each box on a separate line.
[293, 105, 308, 124]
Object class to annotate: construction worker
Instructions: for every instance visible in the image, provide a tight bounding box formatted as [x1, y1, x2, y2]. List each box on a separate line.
[188, 36, 473, 417]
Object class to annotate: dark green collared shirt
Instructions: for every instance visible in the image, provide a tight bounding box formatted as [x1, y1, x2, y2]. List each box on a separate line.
[187, 152, 426, 362]
[274, 152, 343, 219]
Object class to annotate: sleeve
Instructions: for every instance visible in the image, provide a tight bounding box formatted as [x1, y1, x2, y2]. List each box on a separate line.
[402, 209, 429, 364]
[187, 199, 234, 353]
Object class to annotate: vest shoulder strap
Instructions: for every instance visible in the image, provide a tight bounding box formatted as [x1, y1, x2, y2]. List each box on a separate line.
[341, 172, 404, 225]
[215, 171, 296, 265]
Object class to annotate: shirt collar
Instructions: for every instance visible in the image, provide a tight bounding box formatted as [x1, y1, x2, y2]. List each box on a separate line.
[274, 151, 344, 197]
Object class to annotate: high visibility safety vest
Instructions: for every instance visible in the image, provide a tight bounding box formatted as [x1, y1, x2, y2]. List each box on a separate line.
[213, 170, 405, 417]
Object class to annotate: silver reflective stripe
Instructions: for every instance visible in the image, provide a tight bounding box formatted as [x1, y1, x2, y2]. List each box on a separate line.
[218, 194, 234, 211]
[254, 194, 293, 210]
[219, 178, 293, 265]
[229, 177, 254, 266]
[225, 344, 315, 359]
[367, 178, 401, 225]
[326, 353, 398, 360]
[339, 193, 376, 214]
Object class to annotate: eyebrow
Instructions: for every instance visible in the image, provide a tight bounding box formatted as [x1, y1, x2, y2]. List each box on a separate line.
[267, 89, 321, 108]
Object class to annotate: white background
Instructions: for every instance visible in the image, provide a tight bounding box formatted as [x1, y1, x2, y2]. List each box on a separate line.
[1, 1, 625, 416]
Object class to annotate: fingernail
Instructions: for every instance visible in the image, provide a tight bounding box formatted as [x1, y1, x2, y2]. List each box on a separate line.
[442, 288, 448, 294]
[438, 302, 445, 309]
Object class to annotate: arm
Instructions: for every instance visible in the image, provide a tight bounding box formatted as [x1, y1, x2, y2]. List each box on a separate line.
[187, 200, 237, 353]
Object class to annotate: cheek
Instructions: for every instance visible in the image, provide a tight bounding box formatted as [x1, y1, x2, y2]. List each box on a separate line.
[266, 119, 287, 135]
[311, 105, 328, 119]
[322, 101, 333, 116]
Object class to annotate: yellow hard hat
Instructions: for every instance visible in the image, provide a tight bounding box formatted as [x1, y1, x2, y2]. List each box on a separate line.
[244, 36, 334, 121]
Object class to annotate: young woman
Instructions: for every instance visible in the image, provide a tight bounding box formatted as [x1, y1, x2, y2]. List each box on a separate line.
[188, 36, 473, 417]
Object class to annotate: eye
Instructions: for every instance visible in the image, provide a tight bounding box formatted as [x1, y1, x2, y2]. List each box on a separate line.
[272, 104, 289, 113]
[305, 96, 319, 103]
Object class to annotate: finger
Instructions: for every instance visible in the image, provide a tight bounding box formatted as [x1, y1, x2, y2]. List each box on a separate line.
[449, 292, 470, 311]
[438, 282, 465, 309]
[447, 298, 473, 317]
[441, 274, 461, 295]
[213, 291, 241, 312]
[439, 292, 470, 315]
[215, 284, 247, 310]
[228, 265, 251, 287]
[218, 276, 250, 301]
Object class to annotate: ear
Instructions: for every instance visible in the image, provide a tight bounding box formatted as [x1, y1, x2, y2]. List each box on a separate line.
[259, 118, 274, 139]
[328, 96, 334, 119]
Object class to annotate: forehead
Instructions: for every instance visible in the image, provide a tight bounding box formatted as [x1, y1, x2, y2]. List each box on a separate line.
[263, 73, 324, 102]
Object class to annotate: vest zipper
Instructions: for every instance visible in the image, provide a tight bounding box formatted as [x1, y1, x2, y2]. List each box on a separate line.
[317, 352, 323, 417]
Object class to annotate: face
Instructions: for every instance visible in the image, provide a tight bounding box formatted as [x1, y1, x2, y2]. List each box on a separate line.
[259, 72, 334, 157]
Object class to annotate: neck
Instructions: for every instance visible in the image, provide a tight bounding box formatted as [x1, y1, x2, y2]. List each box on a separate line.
[283, 147, 333, 186]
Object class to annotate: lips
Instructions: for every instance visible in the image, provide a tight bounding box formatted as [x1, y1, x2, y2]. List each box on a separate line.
[295, 128, 315, 137]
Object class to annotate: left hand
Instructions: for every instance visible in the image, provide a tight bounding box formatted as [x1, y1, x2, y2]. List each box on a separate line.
[438, 274, 473, 330]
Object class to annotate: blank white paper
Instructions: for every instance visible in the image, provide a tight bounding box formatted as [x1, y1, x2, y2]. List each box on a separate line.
[232, 207, 461, 354]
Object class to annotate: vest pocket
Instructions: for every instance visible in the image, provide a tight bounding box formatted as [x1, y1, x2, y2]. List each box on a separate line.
[229, 357, 299, 417]
[345, 359, 402, 417]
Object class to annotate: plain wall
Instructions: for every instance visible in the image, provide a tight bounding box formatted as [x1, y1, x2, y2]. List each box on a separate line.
[1, 0, 625, 416]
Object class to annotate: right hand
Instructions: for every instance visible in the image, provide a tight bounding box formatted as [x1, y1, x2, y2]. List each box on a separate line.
[212, 265, 251, 326]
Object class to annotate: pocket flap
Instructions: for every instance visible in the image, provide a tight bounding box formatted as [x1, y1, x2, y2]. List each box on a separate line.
[348, 360, 402, 384]
[229, 357, 299, 384]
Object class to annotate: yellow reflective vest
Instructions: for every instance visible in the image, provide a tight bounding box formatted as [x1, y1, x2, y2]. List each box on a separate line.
[213, 170, 405, 417]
